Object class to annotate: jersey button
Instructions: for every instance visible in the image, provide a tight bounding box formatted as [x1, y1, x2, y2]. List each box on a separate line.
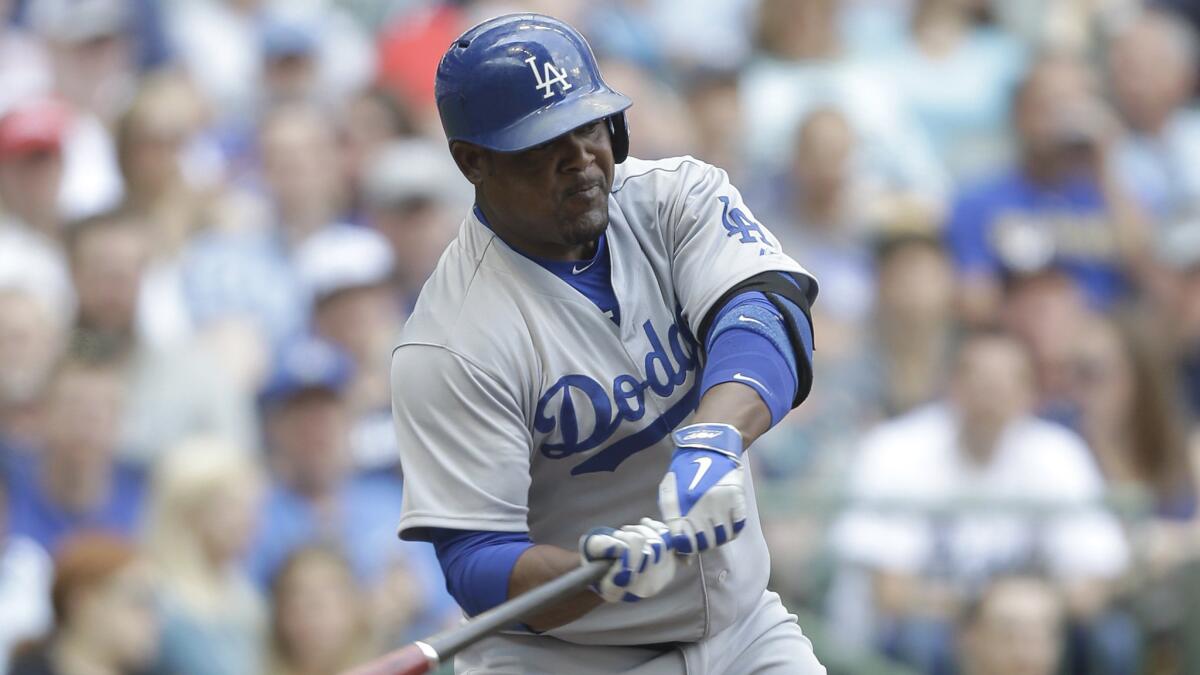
[718, 569, 729, 584]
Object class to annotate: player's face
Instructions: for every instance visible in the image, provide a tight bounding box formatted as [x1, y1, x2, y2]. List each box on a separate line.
[455, 120, 615, 258]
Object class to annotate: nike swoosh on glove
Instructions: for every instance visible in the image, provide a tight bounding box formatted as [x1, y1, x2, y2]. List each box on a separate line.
[658, 422, 746, 554]
[579, 518, 676, 603]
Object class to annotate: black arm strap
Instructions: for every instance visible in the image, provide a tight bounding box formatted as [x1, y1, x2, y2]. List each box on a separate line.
[697, 271, 819, 408]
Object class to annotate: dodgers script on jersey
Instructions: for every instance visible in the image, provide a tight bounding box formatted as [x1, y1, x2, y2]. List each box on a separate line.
[392, 155, 814, 646]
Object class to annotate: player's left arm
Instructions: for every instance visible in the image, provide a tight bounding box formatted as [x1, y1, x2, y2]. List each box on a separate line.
[658, 277, 815, 553]
[656, 159, 818, 554]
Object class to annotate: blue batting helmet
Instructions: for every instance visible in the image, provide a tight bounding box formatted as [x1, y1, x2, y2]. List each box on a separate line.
[434, 14, 632, 162]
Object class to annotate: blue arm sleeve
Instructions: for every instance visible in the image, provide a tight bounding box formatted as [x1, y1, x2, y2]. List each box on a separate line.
[699, 289, 813, 427]
[426, 528, 534, 617]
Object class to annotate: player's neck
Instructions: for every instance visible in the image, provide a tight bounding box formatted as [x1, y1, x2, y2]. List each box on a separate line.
[476, 202, 597, 262]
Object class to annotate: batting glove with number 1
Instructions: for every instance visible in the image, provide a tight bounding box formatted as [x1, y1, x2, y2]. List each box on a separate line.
[658, 422, 746, 554]
[579, 518, 676, 603]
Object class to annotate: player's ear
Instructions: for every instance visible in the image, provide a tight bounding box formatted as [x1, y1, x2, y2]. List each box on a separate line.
[450, 141, 488, 186]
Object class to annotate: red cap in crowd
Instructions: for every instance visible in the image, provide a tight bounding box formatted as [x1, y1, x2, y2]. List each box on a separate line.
[0, 98, 71, 159]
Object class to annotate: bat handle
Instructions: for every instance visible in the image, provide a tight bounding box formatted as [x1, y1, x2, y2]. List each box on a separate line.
[337, 560, 609, 675]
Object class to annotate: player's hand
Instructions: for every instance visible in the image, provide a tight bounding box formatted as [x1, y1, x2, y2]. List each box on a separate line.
[579, 518, 676, 603]
[658, 423, 746, 554]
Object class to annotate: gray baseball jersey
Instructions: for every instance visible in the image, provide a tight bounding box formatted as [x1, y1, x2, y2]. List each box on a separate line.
[392, 155, 814, 646]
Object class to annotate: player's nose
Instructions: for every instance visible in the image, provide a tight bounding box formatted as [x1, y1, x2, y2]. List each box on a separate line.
[557, 129, 596, 173]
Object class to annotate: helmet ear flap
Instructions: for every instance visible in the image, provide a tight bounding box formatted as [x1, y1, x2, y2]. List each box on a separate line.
[608, 113, 629, 164]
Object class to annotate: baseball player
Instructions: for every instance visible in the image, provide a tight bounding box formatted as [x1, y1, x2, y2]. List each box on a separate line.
[392, 13, 824, 674]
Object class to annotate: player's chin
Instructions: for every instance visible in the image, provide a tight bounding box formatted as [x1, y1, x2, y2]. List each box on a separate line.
[558, 201, 610, 245]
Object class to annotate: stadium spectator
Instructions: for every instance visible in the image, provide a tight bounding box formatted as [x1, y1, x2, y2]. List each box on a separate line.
[0, 0, 51, 115]
[180, 103, 348, 348]
[257, 104, 347, 246]
[114, 73, 226, 349]
[0, 478, 53, 674]
[5, 355, 144, 553]
[741, 0, 949, 208]
[597, 58, 699, 160]
[66, 211, 254, 464]
[296, 225, 403, 475]
[773, 107, 875, 333]
[0, 101, 77, 378]
[143, 438, 265, 675]
[864, 231, 958, 418]
[165, 0, 372, 133]
[830, 330, 1129, 673]
[1174, 258, 1200, 417]
[8, 533, 161, 675]
[246, 338, 402, 577]
[1069, 316, 1200, 575]
[361, 139, 466, 310]
[682, 70, 748, 185]
[1071, 315, 1195, 513]
[337, 86, 420, 219]
[0, 97, 68, 238]
[245, 336, 457, 639]
[0, 287, 67, 452]
[881, 0, 1027, 177]
[946, 54, 1152, 321]
[26, 0, 128, 219]
[1107, 8, 1200, 259]
[956, 575, 1066, 675]
[30, 0, 136, 124]
[258, 14, 322, 111]
[753, 231, 955, 483]
[266, 546, 374, 675]
[1000, 269, 1098, 422]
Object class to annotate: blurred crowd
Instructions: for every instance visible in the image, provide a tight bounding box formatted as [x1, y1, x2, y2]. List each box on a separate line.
[1, 0, 1200, 674]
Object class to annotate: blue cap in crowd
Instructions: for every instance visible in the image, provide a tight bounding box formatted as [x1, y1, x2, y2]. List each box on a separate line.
[259, 336, 353, 408]
[261, 15, 319, 60]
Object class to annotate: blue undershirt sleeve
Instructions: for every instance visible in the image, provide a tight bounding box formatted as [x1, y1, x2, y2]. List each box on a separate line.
[699, 289, 813, 426]
[426, 528, 534, 617]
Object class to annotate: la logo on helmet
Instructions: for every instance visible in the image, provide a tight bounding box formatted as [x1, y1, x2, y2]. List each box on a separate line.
[525, 55, 572, 99]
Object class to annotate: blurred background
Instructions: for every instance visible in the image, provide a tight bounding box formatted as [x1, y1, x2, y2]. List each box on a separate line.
[1, 0, 1200, 674]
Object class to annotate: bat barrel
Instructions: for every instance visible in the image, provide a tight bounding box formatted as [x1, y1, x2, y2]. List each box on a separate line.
[339, 643, 436, 675]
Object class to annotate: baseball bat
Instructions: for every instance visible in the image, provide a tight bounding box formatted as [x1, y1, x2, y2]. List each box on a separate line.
[339, 559, 610, 675]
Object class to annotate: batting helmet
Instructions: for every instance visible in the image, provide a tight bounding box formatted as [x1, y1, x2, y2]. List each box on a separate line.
[434, 14, 632, 163]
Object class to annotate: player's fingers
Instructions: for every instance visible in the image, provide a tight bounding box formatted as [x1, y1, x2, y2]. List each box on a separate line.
[613, 529, 648, 587]
[712, 518, 732, 547]
[730, 486, 748, 537]
[624, 522, 667, 567]
[657, 473, 681, 521]
[596, 566, 626, 603]
[638, 517, 672, 553]
[693, 518, 717, 552]
[580, 527, 626, 561]
[668, 517, 699, 554]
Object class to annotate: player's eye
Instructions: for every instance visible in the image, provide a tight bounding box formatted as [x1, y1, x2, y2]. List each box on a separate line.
[579, 120, 603, 135]
[526, 138, 555, 154]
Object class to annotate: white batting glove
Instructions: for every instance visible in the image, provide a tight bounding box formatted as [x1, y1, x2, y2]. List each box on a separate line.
[579, 518, 676, 603]
[658, 423, 747, 554]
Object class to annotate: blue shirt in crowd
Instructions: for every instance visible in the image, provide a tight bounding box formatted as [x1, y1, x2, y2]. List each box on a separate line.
[243, 473, 458, 632]
[4, 454, 146, 553]
[181, 228, 311, 346]
[945, 168, 1130, 308]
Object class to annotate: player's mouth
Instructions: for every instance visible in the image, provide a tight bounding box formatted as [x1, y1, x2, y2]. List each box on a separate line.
[564, 181, 603, 199]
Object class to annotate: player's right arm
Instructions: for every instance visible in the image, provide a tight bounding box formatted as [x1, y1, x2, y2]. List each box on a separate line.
[427, 530, 674, 631]
[392, 345, 673, 630]
[510, 544, 603, 629]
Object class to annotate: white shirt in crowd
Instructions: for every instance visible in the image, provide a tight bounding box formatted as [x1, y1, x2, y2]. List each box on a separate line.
[0, 536, 52, 675]
[831, 402, 1129, 584]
